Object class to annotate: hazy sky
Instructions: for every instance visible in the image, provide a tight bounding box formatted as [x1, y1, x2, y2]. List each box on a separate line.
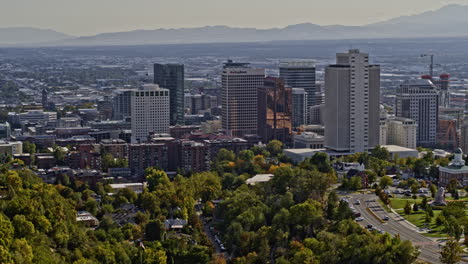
[1, 0, 468, 36]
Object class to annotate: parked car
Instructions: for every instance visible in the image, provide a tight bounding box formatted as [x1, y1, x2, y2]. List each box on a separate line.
[382, 216, 389, 221]
[355, 200, 361, 205]
[355, 217, 364, 221]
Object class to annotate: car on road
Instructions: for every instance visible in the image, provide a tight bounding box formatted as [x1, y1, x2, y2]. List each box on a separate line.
[355, 217, 364, 221]
[382, 216, 389, 221]
[355, 200, 361, 205]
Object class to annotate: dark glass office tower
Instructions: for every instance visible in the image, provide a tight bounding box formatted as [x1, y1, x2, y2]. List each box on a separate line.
[279, 61, 318, 110]
[154, 63, 184, 125]
[257, 77, 292, 143]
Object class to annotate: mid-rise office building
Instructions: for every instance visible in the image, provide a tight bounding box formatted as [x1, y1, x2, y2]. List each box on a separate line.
[0, 122, 11, 140]
[279, 61, 318, 107]
[381, 117, 418, 149]
[221, 60, 265, 137]
[113, 89, 136, 120]
[131, 84, 170, 143]
[128, 143, 170, 177]
[324, 49, 380, 153]
[185, 94, 218, 114]
[292, 88, 307, 129]
[437, 117, 458, 149]
[395, 79, 438, 147]
[177, 140, 210, 173]
[0, 141, 23, 156]
[257, 77, 292, 143]
[8, 110, 57, 126]
[154, 63, 185, 125]
[293, 132, 324, 149]
[462, 124, 468, 154]
[309, 105, 324, 125]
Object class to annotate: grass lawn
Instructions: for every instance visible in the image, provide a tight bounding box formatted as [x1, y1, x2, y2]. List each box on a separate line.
[389, 198, 447, 237]
[401, 210, 446, 237]
[390, 198, 424, 210]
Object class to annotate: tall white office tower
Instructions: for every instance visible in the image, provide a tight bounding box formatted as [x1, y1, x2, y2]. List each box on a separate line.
[396, 79, 439, 147]
[221, 60, 265, 137]
[324, 49, 381, 153]
[131, 84, 170, 143]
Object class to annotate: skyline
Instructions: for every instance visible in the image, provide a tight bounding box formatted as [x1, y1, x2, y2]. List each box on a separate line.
[1, 0, 468, 36]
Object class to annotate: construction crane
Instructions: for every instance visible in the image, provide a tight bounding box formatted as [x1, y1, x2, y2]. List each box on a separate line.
[420, 53, 434, 77]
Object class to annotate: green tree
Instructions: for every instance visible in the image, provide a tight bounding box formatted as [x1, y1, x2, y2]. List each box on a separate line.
[145, 168, 170, 192]
[11, 239, 33, 264]
[144, 247, 167, 264]
[430, 183, 437, 198]
[0, 214, 14, 247]
[326, 191, 339, 220]
[23, 142, 36, 154]
[309, 152, 333, 173]
[379, 176, 393, 189]
[266, 140, 283, 156]
[371, 145, 391, 160]
[12, 215, 35, 238]
[145, 220, 166, 241]
[404, 201, 411, 215]
[440, 239, 462, 264]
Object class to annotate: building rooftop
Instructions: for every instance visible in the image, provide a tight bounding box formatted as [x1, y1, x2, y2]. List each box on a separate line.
[246, 174, 274, 185]
[279, 61, 315, 68]
[382, 145, 417, 152]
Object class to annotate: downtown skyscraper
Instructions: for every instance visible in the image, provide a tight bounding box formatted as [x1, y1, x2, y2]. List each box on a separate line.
[131, 84, 170, 143]
[221, 60, 265, 137]
[324, 49, 380, 153]
[257, 77, 292, 143]
[279, 61, 319, 124]
[154, 63, 184, 125]
[396, 79, 439, 147]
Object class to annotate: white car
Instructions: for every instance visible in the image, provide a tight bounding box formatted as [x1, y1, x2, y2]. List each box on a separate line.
[355, 217, 364, 221]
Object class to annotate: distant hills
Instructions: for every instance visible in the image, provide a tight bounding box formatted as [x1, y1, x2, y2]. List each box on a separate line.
[0, 27, 71, 45]
[2, 4, 468, 47]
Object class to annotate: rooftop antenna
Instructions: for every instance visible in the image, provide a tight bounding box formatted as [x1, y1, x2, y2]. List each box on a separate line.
[420, 53, 434, 77]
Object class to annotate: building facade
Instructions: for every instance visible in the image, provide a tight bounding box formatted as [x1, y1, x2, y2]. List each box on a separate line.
[462, 124, 468, 154]
[395, 79, 438, 147]
[113, 89, 136, 120]
[279, 61, 319, 116]
[0, 122, 11, 140]
[293, 132, 324, 149]
[257, 77, 292, 144]
[221, 60, 265, 137]
[439, 148, 468, 187]
[131, 84, 170, 143]
[324, 49, 381, 153]
[437, 118, 458, 149]
[386, 117, 418, 149]
[154, 64, 185, 125]
[291, 88, 307, 129]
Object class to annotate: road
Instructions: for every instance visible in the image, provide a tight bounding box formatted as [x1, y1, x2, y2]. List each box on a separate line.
[349, 193, 442, 264]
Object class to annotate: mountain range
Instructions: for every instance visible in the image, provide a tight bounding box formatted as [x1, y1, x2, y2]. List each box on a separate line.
[2, 4, 468, 47]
